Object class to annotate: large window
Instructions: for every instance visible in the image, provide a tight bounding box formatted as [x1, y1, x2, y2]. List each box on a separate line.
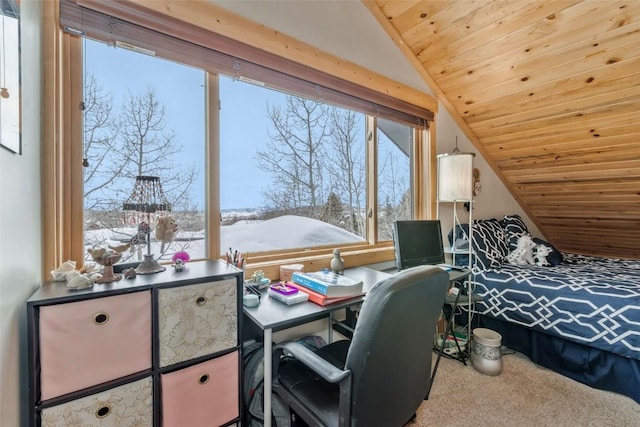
[50, 0, 435, 275]
[219, 76, 369, 254]
[82, 39, 207, 263]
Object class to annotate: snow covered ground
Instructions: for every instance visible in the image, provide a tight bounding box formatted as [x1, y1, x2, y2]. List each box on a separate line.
[85, 214, 364, 264]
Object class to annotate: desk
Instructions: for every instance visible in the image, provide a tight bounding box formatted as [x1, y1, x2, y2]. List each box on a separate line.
[242, 266, 467, 427]
[243, 267, 389, 427]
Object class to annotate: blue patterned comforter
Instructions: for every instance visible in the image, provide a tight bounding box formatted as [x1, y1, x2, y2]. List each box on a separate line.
[472, 254, 640, 360]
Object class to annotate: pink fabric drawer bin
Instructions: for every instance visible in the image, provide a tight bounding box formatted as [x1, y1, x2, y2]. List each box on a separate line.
[39, 291, 152, 401]
[161, 351, 239, 427]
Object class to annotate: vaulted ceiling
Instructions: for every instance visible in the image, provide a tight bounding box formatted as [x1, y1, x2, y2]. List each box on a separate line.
[363, 0, 640, 259]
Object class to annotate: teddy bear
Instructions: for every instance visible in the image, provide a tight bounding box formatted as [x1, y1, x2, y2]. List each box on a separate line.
[155, 216, 178, 252]
[506, 234, 536, 265]
[534, 244, 553, 266]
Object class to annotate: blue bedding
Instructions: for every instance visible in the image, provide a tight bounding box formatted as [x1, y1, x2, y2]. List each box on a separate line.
[472, 253, 640, 361]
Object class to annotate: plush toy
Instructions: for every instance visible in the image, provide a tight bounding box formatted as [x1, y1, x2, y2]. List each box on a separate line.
[534, 244, 553, 266]
[156, 216, 178, 252]
[506, 234, 536, 265]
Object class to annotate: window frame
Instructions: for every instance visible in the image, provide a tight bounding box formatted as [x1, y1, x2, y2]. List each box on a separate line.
[43, 0, 437, 280]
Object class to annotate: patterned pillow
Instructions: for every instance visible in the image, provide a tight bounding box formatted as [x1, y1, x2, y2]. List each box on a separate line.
[471, 219, 509, 269]
[503, 214, 529, 251]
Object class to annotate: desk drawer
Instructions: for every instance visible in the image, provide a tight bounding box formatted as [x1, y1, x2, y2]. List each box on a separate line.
[39, 291, 152, 400]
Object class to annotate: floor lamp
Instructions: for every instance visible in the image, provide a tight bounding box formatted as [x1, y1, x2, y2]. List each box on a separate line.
[123, 175, 171, 274]
[437, 147, 475, 345]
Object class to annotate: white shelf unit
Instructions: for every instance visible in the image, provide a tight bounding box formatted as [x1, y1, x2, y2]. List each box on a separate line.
[437, 198, 474, 338]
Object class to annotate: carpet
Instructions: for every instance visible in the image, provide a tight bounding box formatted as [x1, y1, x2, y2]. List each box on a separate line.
[417, 351, 640, 426]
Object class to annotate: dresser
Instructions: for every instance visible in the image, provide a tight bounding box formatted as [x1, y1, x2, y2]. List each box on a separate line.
[27, 260, 243, 427]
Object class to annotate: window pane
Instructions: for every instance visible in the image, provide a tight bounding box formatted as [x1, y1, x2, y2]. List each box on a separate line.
[377, 118, 413, 241]
[219, 76, 367, 255]
[83, 39, 207, 267]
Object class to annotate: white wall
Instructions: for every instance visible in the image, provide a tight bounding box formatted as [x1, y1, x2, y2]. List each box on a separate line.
[0, 1, 42, 425]
[435, 105, 540, 241]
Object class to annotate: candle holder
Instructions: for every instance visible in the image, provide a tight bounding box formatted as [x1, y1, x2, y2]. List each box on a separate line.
[94, 252, 123, 283]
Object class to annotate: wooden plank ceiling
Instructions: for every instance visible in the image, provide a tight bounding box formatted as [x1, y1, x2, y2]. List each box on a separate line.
[368, 0, 640, 259]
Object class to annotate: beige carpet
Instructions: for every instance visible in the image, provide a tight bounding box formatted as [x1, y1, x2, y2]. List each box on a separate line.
[417, 351, 640, 426]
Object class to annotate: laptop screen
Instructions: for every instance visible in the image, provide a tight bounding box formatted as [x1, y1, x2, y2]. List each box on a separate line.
[392, 220, 445, 270]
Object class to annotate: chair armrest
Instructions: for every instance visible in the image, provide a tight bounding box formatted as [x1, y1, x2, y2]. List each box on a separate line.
[273, 341, 351, 384]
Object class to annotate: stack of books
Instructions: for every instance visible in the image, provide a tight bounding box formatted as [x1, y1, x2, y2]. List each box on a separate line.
[290, 269, 364, 306]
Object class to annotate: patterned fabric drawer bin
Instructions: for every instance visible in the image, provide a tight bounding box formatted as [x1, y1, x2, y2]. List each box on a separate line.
[39, 291, 152, 400]
[161, 351, 239, 427]
[40, 377, 153, 426]
[157, 279, 237, 367]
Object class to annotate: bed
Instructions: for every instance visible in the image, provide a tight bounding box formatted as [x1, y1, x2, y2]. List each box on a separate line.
[450, 215, 640, 404]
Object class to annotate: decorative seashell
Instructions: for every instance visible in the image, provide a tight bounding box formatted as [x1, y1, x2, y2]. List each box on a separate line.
[108, 243, 131, 253]
[50, 270, 68, 282]
[51, 260, 78, 281]
[87, 271, 103, 282]
[64, 270, 81, 281]
[87, 248, 107, 261]
[123, 268, 137, 279]
[57, 260, 76, 272]
[67, 275, 93, 290]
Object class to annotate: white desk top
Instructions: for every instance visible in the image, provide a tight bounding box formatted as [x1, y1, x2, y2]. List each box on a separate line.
[242, 265, 471, 331]
[243, 266, 391, 331]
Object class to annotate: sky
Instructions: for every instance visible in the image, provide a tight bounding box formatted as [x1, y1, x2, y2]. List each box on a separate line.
[85, 38, 404, 212]
[86, 39, 283, 210]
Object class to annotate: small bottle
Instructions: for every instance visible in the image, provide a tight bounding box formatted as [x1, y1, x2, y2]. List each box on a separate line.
[330, 248, 345, 274]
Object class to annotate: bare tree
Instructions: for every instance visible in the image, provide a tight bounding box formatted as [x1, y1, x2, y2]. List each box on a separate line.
[378, 148, 411, 240]
[82, 74, 124, 212]
[326, 108, 365, 236]
[116, 87, 196, 208]
[257, 96, 331, 217]
[82, 82, 198, 262]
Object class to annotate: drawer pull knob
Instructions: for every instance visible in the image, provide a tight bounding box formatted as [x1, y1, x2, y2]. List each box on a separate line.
[199, 374, 210, 384]
[195, 296, 207, 306]
[93, 313, 109, 325]
[95, 404, 111, 418]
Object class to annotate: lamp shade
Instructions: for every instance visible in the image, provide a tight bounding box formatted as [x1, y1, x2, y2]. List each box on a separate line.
[437, 152, 475, 201]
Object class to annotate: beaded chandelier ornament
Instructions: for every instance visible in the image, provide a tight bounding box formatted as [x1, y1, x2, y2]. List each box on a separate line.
[123, 176, 171, 274]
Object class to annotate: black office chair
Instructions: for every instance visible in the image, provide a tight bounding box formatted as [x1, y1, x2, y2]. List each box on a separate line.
[272, 266, 448, 427]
